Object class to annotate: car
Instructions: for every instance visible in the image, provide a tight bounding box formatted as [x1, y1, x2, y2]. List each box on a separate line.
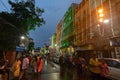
[99, 58, 120, 80]
[54, 56, 60, 64]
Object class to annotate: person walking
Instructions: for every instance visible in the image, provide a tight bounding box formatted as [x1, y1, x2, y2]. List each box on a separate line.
[32, 56, 38, 78]
[75, 56, 85, 80]
[13, 58, 21, 80]
[19, 55, 29, 80]
[99, 59, 110, 80]
[37, 57, 43, 73]
[0, 57, 7, 80]
[59, 55, 66, 77]
[89, 53, 101, 80]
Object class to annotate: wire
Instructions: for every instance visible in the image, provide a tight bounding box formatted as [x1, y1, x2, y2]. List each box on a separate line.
[0, 0, 10, 11]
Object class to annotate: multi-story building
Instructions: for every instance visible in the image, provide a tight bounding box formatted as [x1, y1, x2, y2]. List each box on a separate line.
[75, 0, 120, 58]
[49, 33, 56, 53]
[56, 20, 63, 53]
[75, 0, 91, 49]
[61, 3, 78, 55]
[51, 33, 56, 48]
[54, 0, 120, 58]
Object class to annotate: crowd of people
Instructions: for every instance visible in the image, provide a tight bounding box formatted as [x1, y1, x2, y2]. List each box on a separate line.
[59, 51, 111, 80]
[11, 54, 45, 80]
[0, 56, 9, 80]
[0, 51, 111, 80]
[0, 52, 46, 80]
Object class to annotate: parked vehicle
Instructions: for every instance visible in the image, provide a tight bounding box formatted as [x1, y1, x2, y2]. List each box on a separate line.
[99, 58, 120, 80]
[54, 56, 60, 64]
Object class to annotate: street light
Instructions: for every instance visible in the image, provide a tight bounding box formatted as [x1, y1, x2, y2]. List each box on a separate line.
[20, 36, 25, 47]
[99, 18, 103, 22]
[104, 19, 109, 23]
[98, 8, 104, 22]
[98, 9, 103, 13]
[97, 8, 109, 36]
[21, 36, 25, 40]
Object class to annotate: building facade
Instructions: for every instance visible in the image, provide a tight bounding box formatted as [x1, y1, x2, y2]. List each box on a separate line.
[56, 20, 63, 53]
[60, 3, 78, 55]
[54, 0, 120, 58]
[74, 0, 120, 58]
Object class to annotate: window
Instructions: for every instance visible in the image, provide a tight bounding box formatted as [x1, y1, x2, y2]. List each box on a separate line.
[112, 60, 120, 69]
[105, 59, 120, 69]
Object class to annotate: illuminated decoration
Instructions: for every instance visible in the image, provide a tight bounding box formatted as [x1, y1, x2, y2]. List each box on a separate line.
[104, 19, 109, 23]
[98, 9, 103, 13]
[99, 13, 104, 17]
[99, 18, 103, 22]
[61, 41, 69, 47]
[97, 24, 100, 27]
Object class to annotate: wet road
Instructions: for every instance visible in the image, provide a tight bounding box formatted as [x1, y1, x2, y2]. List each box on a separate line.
[27, 61, 80, 80]
[9, 61, 112, 80]
[10, 61, 79, 80]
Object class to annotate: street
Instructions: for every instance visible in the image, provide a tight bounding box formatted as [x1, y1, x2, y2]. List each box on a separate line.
[9, 61, 88, 80]
[8, 61, 113, 80]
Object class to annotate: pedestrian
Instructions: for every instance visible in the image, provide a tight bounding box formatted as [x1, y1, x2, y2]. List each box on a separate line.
[76, 56, 85, 80]
[38, 57, 43, 73]
[0, 56, 9, 80]
[13, 58, 21, 80]
[0, 57, 6, 80]
[59, 55, 65, 67]
[19, 55, 29, 80]
[99, 59, 110, 80]
[44, 55, 47, 65]
[89, 52, 101, 80]
[59, 55, 66, 77]
[32, 56, 38, 77]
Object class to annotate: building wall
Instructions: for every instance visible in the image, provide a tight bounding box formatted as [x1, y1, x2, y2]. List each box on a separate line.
[74, 0, 120, 58]
[56, 20, 62, 46]
[55, 0, 120, 57]
[56, 20, 63, 53]
[61, 3, 78, 48]
[51, 33, 56, 48]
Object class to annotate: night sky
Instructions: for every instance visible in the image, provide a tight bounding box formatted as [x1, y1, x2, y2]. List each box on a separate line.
[0, 0, 82, 48]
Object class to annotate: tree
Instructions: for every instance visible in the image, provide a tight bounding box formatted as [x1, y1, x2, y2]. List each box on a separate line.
[28, 38, 34, 51]
[0, 12, 22, 51]
[8, 0, 45, 32]
[0, 0, 45, 51]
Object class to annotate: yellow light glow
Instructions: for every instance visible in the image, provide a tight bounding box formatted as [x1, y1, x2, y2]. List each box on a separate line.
[21, 36, 25, 40]
[71, 48, 74, 53]
[68, 48, 70, 52]
[99, 18, 103, 22]
[97, 24, 100, 27]
[99, 13, 104, 17]
[98, 9, 103, 13]
[104, 19, 109, 23]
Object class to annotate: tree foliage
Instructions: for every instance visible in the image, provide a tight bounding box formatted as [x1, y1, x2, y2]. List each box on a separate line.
[28, 38, 34, 51]
[0, 12, 22, 50]
[0, 0, 45, 51]
[8, 0, 45, 32]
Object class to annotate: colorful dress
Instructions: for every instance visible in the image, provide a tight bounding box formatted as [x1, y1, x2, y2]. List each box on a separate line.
[13, 60, 21, 77]
[38, 59, 43, 73]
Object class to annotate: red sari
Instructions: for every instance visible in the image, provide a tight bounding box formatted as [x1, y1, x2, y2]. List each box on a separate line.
[38, 59, 43, 73]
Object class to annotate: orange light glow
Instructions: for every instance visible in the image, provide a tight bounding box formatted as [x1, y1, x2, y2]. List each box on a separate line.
[98, 9, 103, 13]
[99, 18, 103, 22]
[99, 13, 104, 17]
